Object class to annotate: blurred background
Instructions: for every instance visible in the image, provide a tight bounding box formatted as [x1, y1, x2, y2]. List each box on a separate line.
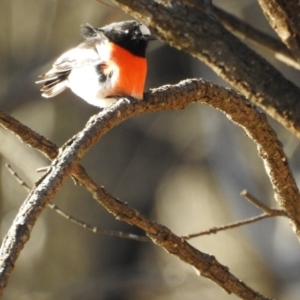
[1, 0, 300, 299]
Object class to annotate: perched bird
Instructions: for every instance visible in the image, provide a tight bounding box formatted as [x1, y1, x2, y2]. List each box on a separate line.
[36, 20, 156, 107]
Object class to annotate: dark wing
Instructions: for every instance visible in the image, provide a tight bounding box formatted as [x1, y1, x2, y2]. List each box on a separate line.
[36, 27, 108, 98]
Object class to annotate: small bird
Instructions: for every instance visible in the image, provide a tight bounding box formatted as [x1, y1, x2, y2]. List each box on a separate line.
[36, 20, 156, 107]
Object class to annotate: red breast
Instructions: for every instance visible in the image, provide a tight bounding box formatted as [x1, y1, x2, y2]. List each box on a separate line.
[106, 42, 147, 100]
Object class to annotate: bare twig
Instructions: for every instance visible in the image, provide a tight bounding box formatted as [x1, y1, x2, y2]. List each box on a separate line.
[5, 164, 31, 191]
[183, 190, 287, 239]
[96, 0, 118, 10]
[49, 202, 150, 241]
[5, 163, 149, 242]
[241, 190, 286, 216]
[183, 214, 275, 239]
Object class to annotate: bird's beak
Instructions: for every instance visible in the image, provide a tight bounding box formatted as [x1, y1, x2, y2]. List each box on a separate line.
[145, 34, 157, 41]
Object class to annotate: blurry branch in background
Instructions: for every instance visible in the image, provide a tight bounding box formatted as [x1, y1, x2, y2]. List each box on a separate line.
[5, 164, 149, 242]
[181, 0, 300, 69]
[0, 78, 299, 299]
[183, 190, 287, 240]
[97, 0, 118, 9]
[111, 0, 300, 138]
[257, 0, 300, 62]
[214, 6, 300, 69]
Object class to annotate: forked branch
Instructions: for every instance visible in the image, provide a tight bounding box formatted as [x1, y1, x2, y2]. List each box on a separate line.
[0, 78, 297, 299]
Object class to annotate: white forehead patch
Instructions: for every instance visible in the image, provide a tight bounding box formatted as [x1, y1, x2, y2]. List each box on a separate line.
[139, 24, 151, 36]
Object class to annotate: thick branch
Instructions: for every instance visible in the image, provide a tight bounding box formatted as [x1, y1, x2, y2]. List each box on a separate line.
[0, 79, 297, 299]
[110, 0, 300, 138]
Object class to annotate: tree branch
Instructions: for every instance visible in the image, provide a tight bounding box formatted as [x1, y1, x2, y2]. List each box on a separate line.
[0, 78, 296, 299]
[240, 190, 285, 216]
[213, 5, 300, 69]
[110, 0, 300, 138]
[183, 190, 287, 239]
[181, 0, 299, 69]
[75, 164, 272, 300]
[5, 163, 149, 242]
[182, 214, 276, 239]
[257, 0, 300, 62]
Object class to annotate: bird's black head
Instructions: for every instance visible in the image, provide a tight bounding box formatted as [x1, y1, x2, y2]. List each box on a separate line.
[99, 20, 156, 57]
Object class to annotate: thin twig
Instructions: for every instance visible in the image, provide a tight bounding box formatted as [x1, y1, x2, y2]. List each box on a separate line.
[183, 214, 274, 239]
[241, 190, 286, 216]
[36, 167, 49, 173]
[5, 164, 31, 191]
[5, 164, 149, 242]
[183, 190, 287, 239]
[96, 0, 118, 10]
[49, 203, 150, 242]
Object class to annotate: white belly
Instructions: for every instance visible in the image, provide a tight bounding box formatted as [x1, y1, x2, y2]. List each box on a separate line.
[67, 64, 118, 107]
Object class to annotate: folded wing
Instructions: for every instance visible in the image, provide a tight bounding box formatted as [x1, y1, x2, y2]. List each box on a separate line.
[36, 28, 108, 98]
